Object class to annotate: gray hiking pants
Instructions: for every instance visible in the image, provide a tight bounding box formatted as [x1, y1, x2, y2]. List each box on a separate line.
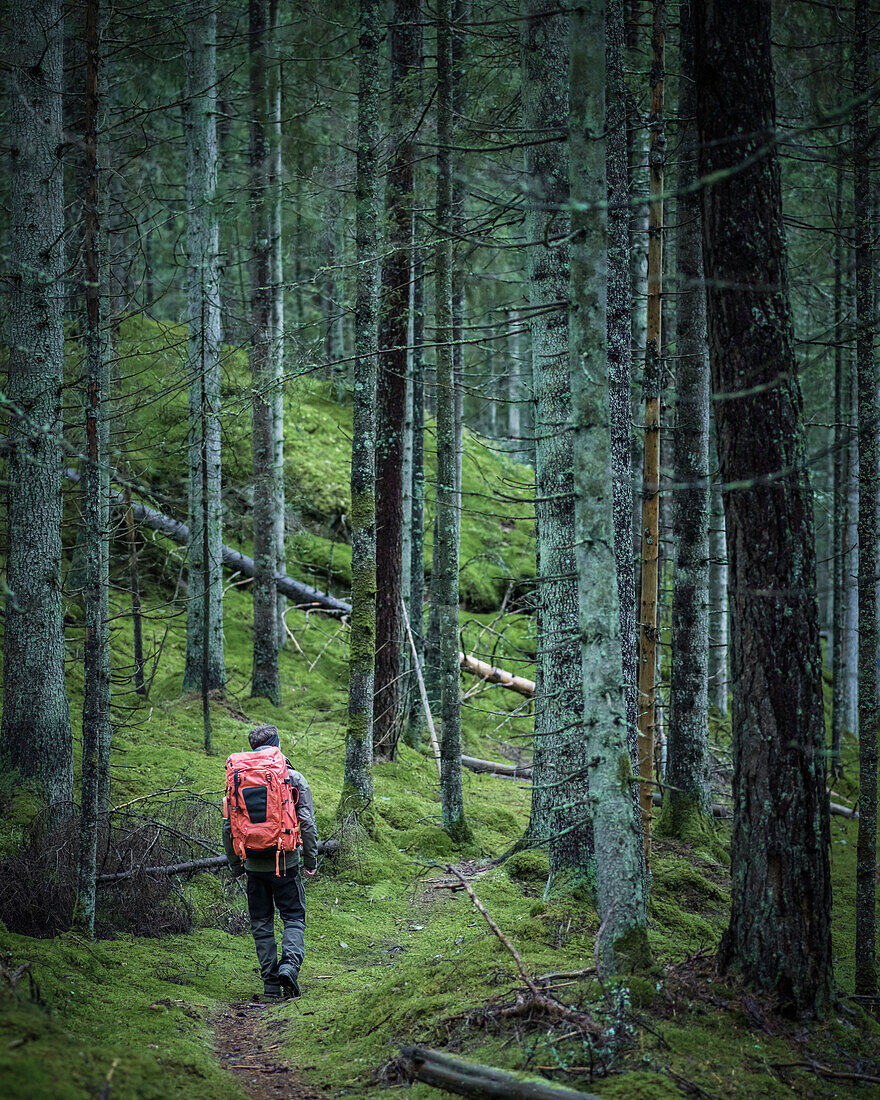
[245, 868, 306, 991]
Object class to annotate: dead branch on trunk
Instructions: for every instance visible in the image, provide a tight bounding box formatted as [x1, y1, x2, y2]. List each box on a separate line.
[96, 841, 339, 884]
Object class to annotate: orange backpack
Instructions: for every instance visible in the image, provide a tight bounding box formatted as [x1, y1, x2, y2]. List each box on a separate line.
[224, 747, 301, 875]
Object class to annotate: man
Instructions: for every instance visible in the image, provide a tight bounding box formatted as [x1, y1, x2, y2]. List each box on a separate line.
[223, 724, 318, 999]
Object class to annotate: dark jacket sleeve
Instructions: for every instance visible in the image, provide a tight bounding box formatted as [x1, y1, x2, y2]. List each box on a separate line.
[222, 813, 243, 874]
[289, 769, 318, 870]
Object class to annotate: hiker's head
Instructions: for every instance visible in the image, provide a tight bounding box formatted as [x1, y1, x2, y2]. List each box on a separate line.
[249, 724, 281, 750]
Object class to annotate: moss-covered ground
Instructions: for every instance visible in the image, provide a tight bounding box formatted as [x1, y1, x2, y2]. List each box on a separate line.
[2, 319, 879, 1098]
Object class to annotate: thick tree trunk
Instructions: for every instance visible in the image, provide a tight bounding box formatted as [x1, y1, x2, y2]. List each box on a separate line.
[844, 366, 859, 737]
[341, 0, 382, 817]
[183, 0, 225, 694]
[522, 0, 590, 876]
[695, 0, 833, 1014]
[830, 126, 847, 775]
[249, 0, 280, 704]
[570, 0, 649, 973]
[435, 0, 471, 843]
[853, 0, 878, 997]
[77, 0, 112, 936]
[373, 0, 421, 758]
[662, 0, 712, 836]
[636, 0, 665, 862]
[1, 0, 73, 810]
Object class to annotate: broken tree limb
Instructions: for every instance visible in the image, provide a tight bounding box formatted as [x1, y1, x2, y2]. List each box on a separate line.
[95, 842, 340, 884]
[402, 598, 442, 776]
[458, 652, 536, 698]
[397, 1046, 604, 1100]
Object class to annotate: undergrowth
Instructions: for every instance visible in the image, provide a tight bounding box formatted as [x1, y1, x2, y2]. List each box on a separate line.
[1, 318, 878, 1097]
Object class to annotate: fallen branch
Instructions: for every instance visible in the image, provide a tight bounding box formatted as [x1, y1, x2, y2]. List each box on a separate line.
[445, 865, 601, 1037]
[458, 652, 536, 698]
[402, 599, 442, 776]
[397, 1046, 604, 1100]
[461, 755, 532, 779]
[96, 842, 339, 884]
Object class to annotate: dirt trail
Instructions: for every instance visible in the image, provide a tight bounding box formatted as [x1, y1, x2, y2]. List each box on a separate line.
[214, 999, 324, 1099]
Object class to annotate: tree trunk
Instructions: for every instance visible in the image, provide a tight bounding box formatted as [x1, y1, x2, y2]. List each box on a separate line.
[521, 0, 590, 876]
[77, 0, 111, 936]
[249, 0, 280, 704]
[406, 248, 427, 748]
[435, 0, 471, 843]
[570, 0, 649, 974]
[844, 361, 859, 738]
[662, 0, 712, 836]
[373, 0, 421, 758]
[695, 0, 833, 1014]
[708, 450, 728, 716]
[636, 0, 665, 863]
[183, 0, 225, 694]
[853, 0, 878, 997]
[830, 117, 846, 775]
[341, 0, 382, 817]
[1, 0, 73, 810]
[268, 0, 286, 648]
[607, 0, 637, 759]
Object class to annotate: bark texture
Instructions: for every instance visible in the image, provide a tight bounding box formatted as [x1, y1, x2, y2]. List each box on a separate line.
[77, 0, 111, 936]
[374, 0, 421, 758]
[249, 0, 281, 704]
[1, 0, 73, 808]
[570, 0, 649, 972]
[853, 0, 878, 997]
[662, 0, 712, 836]
[522, 0, 590, 876]
[342, 0, 382, 816]
[435, 0, 471, 843]
[695, 0, 833, 1013]
[183, 0, 226, 693]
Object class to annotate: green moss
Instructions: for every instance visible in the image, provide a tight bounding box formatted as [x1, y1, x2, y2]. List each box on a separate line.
[612, 924, 653, 975]
[656, 794, 715, 844]
[504, 848, 550, 884]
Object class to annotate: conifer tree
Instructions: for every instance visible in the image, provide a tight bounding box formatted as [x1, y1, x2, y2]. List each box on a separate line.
[1, 0, 73, 810]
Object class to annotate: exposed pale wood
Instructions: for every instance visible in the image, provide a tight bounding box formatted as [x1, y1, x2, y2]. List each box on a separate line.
[458, 652, 536, 698]
[460, 755, 532, 779]
[402, 599, 442, 776]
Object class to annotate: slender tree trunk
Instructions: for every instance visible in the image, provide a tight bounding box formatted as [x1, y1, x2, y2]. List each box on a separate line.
[522, 0, 590, 876]
[249, 0, 280, 704]
[269, 0, 286, 648]
[374, 0, 421, 758]
[76, 0, 111, 936]
[507, 308, 522, 450]
[830, 125, 846, 775]
[1, 0, 73, 810]
[607, 0, 637, 759]
[406, 249, 427, 747]
[435, 0, 471, 843]
[853, 0, 878, 997]
[636, 0, 665, 863]
[341, 0, 382, 816]
[708, 449, 728, 716]
[123, 486, 146, 695]
[571, 0, 649, 973]
[844, 360, 859, 736]
[695, 0, 833, 1014]
[661, 0, 712, 836]
[183, 0, 225, 694]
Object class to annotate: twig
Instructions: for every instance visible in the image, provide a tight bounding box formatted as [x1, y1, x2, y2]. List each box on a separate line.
[402, 598, 442, 776]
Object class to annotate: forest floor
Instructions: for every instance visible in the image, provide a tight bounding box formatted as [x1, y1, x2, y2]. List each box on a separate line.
[2, 325, 880, 1097]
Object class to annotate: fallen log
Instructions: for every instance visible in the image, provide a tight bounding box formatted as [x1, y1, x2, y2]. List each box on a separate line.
[95, 841, 340, 885]
[65, 468, 534, 693]
[397, 1046, 603, 1100]
[458, 652, 536, 698]
[461, 755, 533, 779]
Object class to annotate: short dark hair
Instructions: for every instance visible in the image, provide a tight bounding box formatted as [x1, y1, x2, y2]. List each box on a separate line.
[249, 724, 280, 749]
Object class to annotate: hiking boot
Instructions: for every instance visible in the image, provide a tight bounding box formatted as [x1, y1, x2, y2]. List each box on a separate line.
[262, 985, 284, 1001]
[278, 963, 301, 999]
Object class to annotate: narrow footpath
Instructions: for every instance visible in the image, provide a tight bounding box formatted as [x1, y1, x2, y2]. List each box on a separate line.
[214, 999, 324, 1100]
